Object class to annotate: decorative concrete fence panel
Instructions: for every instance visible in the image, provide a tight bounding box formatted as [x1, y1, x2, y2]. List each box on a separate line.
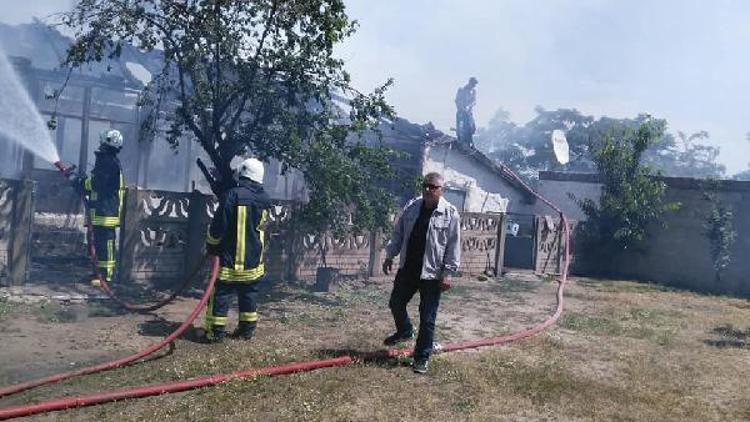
[0, 179, 17, 284]
[119, 188, 194, 285]
[0, 178, 34, 286]
[460, 212, 505, 276]
[534, 215, 578, 276]
[114, 187, 511, 285]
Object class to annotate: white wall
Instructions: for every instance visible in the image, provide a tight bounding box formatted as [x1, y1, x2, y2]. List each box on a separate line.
[535, 178, 601, 220]
[423, 144, 514, 213]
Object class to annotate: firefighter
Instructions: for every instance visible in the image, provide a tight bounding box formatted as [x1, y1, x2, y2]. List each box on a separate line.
[204, 157, 272, 343]
[79, 129, 125, 286]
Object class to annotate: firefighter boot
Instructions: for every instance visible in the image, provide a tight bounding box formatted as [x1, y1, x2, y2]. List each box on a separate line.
[233, 322, 256, 340]
[203, 328, 226, 344]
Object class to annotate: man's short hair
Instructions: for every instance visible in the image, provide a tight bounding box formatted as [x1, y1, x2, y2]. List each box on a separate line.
[424, 172, 444, 185]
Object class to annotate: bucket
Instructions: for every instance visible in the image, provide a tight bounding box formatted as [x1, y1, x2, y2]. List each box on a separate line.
[314, 267, 339, 292]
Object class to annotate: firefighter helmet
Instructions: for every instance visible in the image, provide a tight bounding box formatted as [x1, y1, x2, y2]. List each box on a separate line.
[99, 129, 124, 150]
[235, 157, 264, 184]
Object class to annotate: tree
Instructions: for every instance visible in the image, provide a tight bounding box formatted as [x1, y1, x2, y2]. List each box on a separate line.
[732, 132, 750, 180]
[644, 130, 726, 178]
[62, 0, 399, 242]
[476, 108, 725, 180]
[575, 119, 680, 267]
[475, 107, 596, 178]
[701, 186, 736, 283]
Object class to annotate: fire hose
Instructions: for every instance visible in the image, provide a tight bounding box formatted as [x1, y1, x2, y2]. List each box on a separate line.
[0, 161, 571, 420]
[0, 257, 219, 401]
[52, 160, 201, 312]
[0, 163, 215, 398]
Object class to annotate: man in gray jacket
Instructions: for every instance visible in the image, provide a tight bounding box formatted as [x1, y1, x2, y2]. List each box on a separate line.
[382, 172, 461, 374]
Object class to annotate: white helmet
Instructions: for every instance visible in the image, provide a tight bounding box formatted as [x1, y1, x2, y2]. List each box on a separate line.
[236, 157, 264, 184]
[99, 129, 124, 150]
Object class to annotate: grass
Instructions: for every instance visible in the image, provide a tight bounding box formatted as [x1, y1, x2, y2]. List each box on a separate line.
[0, 298, 15, 321]
[560, 306, 684, 346]
[576, 278, 677, 293]
[1, 276, 749, 421]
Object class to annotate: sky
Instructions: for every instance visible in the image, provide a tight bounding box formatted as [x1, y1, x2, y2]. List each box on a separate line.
[337, 0, 750, 174]
[3, 0, 749, 173]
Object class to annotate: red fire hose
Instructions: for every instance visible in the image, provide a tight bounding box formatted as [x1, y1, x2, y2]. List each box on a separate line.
[0, 256, 219, 400]
[0, 162, 571, 420]
[0, 268, 568, 421]
[53, 161, 199, 312]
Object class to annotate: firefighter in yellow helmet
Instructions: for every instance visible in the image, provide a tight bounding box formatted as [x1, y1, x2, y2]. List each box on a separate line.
[79, 129, 125, 286]
[203, 158, 272, 343]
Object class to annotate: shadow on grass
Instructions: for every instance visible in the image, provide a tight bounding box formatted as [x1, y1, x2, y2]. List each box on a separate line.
[256, 280, 345, 308]
[704, 324, 748, 349]
[316, 348, 413, 369]
[137, 317, 206, 343]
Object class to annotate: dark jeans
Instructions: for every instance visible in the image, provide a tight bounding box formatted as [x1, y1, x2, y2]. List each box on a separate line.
[388, 269, 443, 361]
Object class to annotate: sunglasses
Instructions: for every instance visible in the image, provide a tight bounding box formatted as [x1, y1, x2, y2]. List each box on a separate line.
[422, 183, 443, 191]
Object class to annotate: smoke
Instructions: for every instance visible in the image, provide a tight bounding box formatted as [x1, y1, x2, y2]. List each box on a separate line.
[0, 1, 76, 26]
[339, 0, 750, 174]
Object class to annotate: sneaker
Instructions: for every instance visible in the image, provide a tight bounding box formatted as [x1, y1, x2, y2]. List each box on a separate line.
[412, 358, 429, 374]
[90, 278, 102, 288]
[383, 331, 414, 346]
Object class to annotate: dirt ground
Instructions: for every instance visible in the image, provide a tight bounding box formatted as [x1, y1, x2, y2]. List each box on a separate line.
[0, 272, 749, 421]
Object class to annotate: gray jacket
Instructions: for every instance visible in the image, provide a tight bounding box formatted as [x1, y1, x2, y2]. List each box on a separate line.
[385, 196, 461, 280]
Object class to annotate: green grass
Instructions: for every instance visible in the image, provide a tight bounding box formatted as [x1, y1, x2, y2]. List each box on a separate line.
[576, 278, 677, 294]
[0, 298, 15, 321]
[3, 275, 749, 421]
[561, 307, 683, 346]
[494, 278, 542, 294]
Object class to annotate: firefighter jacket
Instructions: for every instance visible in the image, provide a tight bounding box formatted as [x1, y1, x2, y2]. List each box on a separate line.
[206, 179, 272, 282]
[82, 149, 125, 227]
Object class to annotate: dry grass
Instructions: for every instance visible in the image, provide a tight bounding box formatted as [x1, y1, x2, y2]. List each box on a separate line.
[1, 275, 749, 421]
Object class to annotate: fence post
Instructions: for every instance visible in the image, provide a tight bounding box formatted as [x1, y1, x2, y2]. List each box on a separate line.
[9, 179, 35, 286]
[118, 187, 140, 283]
[185, 190, 209, 279]
[493, 213, 507, 277]
[368, 231, 383, 278]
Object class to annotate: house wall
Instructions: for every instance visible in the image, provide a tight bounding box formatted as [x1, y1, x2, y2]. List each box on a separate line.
[536, 172, 750, 297]
[423, 144, 534, 214]
[535, 172, 601, 220]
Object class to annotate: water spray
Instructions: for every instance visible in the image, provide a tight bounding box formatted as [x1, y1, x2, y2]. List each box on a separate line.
[0, 47, 60, 165]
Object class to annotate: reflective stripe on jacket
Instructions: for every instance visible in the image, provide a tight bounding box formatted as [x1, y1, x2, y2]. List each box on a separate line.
[385, 196, 461, 280]
[83, 150, 124, 227]
[206, 180, 272, 283]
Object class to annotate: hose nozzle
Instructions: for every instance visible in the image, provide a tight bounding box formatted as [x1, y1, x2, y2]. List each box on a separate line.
[54, 161, 77, 178]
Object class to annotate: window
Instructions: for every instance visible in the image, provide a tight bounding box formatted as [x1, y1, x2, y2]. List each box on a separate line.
[443, 188, 466, 211]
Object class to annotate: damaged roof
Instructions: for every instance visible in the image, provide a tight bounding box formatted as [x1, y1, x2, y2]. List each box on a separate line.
[380, 116, 537, 202]
[0, 21, 162, 89]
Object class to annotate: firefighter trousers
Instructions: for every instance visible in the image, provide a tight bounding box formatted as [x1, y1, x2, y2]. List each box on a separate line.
[205, 279, 262, 338]
[93, 226, 117, 281]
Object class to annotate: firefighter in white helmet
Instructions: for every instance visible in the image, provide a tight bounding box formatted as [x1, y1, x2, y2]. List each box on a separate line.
[204, 157, 272, 342]
[79, 129, 125, 286]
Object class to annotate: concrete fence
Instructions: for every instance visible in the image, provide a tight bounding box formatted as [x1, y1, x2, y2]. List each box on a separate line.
[0, 180, 510, 288]
[0, 179, 35, 286]
[113, 188, 508, 286]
